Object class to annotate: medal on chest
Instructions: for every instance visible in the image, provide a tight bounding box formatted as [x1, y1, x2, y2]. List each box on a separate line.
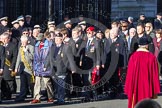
[76, 44, 78, 48]
[6, 51, 10, 55]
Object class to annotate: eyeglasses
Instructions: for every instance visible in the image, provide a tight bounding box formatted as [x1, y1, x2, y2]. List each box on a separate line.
[23, 32, 28, 35]
[122, 26, 127, 27]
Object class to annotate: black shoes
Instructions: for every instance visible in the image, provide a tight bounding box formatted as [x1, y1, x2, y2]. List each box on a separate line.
[54, 99, 65, 105]
[14, 98, 25, 102]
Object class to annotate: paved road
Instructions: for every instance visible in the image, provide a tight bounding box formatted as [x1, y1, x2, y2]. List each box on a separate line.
[0, 95, 161, 108]
[0, 77, 161, 108]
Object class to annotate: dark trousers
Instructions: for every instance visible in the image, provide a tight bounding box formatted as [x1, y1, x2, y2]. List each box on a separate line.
[107, 68, 122, 98]
[81, 71, 92, 99]
[65, 71, 72, 98]
[54, 76, 66, 101]
[1, 79, 17, 99]
[72, 73, 82, 97]
[0, 76, 2, 101]
[17, 72, 34, 99]
[160, 66, 162, 76]
[72, 73, 82, 87]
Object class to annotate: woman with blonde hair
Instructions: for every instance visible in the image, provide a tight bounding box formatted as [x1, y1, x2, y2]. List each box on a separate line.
[104, 29, 110, 39]
[145, 22, 155, 38]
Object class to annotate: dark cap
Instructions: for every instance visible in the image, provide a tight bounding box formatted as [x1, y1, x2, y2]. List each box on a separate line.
[22, 28, 29, 33]
[96, 30, 103, 34]
[138, 36, 149, 45]
[55, 33, 63, 38]
[11, 20, 19, 25]
[140, 14, 145, 17]
[0, 16, 8, 21]
[157, 12, 162, 16]
[48, 21, 55, 25]
[25, 15, 32, 18]
[64, 20, 72, 25]
[79, 15, 83, 17]
[17, 15, 24, 21]
[78, 21, 86, 25]
[34, 25, 40, 29]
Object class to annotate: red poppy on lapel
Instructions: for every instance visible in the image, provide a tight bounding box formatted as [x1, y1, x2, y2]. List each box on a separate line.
[91, 42, 94, 46]
[115, 43, 120, 46]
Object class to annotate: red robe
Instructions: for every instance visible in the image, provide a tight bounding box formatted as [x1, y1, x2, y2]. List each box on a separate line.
[124, 51, 160, 108]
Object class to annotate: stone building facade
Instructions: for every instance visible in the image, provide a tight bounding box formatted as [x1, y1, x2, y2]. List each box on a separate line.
[111, 0, 157, 19]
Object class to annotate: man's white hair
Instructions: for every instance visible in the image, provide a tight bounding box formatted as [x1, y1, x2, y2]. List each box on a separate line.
[129, 28, 136, 32]
[1, 32, 10, 38]
[20, 35, 28, 41]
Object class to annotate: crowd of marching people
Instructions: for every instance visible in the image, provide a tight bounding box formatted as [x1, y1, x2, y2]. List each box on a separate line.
[0, 12, 161, 107]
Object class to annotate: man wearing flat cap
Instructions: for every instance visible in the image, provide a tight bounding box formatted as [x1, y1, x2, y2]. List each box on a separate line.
[17, 16, 25, 27]
[154, 12, 162, 29]
[125, 37, 160, 108]
[45, 33, 68, 104]
[78, 15, 84, 22]
[47, 21, 55, 29]
[0, 16, 8, 35]
[137, 14, 146, 25]
[64, 20, 72, 38]
[78, 21, 87, 39]
[1, 32, 18, 100]
[11, 20, 21, 44]
[24, 15, 34, 28]
[0, 17, 8, 26]
[17, 16, 25, 33]
[33, 25, 41, 30]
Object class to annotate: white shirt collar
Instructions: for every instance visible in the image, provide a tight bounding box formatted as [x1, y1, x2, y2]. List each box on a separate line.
[4, 44, 8, 47]
[112, 37, 117, 42]
[56, 44, 61, 47]
[73, 37, 79, 42]
[88, 37, 93, 42]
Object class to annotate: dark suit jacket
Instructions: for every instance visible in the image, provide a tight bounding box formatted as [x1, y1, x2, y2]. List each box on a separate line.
[66, 28, 72, 38]
[28, 36, 36, 46]
[102, 38, 111, 66]
[24, 21, 34, 28]
[0, 45, 5, 70]
[154, 19, 162, 29]
[62, 43, 77, 72]
[130, 34, 155, 55]
[69, 38, 83, 56]
[78, 37, 100, 70]
[104, 37, 127, 69]
[46, 44, 67, 76]
[3, 42, 18, 80]
[69, 38, 83, 66]
[11, 27, 21, 42]
[98, 38, 105, 65]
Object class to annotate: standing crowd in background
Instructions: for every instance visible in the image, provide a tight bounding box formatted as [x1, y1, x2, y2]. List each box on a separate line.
[0, 13, 161, 108]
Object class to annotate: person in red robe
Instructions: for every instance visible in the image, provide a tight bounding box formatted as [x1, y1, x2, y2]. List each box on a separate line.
[124, 37, 161, 108]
